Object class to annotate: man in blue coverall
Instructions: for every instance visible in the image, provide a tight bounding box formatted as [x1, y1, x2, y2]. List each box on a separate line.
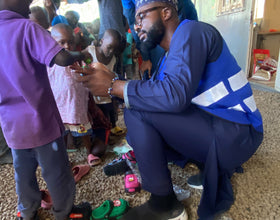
[72, 0, 263, 219]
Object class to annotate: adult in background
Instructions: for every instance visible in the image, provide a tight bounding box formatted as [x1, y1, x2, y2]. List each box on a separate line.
[97, 0, 126, 77]
[43, 0, 60, 26]
[71, 0, 263, 219]
[97, 0, 126, 39]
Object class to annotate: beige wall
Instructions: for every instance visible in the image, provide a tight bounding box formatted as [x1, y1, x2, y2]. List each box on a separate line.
[261, 0, 280, 31]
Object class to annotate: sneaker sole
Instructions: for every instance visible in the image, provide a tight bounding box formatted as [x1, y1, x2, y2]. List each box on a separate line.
[187, 183, 203, 190]
[168, 209, 188, 220]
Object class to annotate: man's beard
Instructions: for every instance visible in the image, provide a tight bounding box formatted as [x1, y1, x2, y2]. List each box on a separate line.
[140, 19, 165, 52]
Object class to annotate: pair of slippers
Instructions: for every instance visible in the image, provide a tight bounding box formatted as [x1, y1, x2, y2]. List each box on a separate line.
[40, 164, 91, 211]
[91, 199, 130, 220]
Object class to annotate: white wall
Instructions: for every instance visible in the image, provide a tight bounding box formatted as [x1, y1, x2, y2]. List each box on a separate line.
[195, 0, 254, 74]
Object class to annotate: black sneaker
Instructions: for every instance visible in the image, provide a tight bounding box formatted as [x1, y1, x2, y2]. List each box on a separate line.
[16, 211, 39, 220]
[187, 173, 204, 190]
[103, 150, 136, 176]
[120, 197, 188, 220]
[68, 202, 92, 220]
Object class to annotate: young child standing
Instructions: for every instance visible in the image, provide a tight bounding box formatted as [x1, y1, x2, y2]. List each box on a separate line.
[48, 23, 97, 166]
[88, 29, 126, 138]
[0, 1, 92, 219]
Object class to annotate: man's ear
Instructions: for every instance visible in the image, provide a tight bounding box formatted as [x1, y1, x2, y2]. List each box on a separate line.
[161, 7, 173, 21]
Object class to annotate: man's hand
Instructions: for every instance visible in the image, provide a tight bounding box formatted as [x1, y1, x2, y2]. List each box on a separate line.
[70, 62, 114, 96]
[70, 62, 126, 99]
[140, 60, 152, 78]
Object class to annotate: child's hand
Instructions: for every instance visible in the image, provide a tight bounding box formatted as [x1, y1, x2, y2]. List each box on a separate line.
[81, 47, 93, 65]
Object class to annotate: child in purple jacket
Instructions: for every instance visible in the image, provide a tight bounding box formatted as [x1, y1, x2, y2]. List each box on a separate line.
[0, 0, 92, 219]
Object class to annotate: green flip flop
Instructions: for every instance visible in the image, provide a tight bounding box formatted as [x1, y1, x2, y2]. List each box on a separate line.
[109, 199, 130, 219]
[91, 199, 129, 220]
[91, 200, 114, 220]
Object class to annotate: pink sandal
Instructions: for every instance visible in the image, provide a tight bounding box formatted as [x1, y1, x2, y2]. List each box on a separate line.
[87, 154, 101, 167]
[40, 189, 53, 210]
[72, 164, 91, 183]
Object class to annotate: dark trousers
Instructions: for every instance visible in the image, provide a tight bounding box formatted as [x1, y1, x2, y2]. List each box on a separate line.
[97, 102, 116, 128]
[124, 105, 263, 219]
[12, 136, 75, 220]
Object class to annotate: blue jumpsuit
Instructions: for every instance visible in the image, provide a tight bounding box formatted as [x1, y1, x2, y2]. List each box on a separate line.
[123, 20, 263, 219]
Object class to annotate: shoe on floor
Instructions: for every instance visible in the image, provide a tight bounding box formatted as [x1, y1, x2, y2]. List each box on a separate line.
[111, 126, 126, 136]
[92, 199, 130, 219]
[40, 189, 53, 210]
[72, 164, 91, 183]
[103, 150, 136, 176]
[120, 196, 187, 220]
[16, 211, 39, 220]
[124, 170, 141, 193]
[87, 154, 101, 167]
[68, 202, 92, 220]
[187, 173, 204, 190]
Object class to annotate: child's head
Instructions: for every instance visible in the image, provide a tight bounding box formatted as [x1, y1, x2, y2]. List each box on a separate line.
[51, 23, 76, 51]
[65, 10, 80, 29]
[99, 29, 126, 59]
[29, 6, 49, 29]
[0, 0, 33, 18]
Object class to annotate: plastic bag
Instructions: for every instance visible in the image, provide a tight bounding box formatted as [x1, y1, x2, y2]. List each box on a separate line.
[252, 57, 278, 81]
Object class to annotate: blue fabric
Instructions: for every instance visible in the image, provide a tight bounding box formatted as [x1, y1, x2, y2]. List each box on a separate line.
[124, 105, 263, 219]
[121, 0, 135, 9]
[51, 15, 69, 26]
[127, 20, 263, 132]
[123, 32, 133, 65]
[135, 0, 178, 10]
[12, 136, 75, 220]
[98, 0, 126, 38]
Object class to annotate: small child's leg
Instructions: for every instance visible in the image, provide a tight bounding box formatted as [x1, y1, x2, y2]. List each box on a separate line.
[82, 135, 92, 155]
[36, 136, 75, 220]
[11, 149, 41, 219]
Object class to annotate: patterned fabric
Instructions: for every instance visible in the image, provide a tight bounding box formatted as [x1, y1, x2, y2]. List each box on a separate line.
[135, 0, 178, 10]
[47, 65, 90, 125]
[64, 122, 93, 137]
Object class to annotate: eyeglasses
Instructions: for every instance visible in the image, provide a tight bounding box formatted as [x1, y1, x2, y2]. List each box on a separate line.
[134, 6, 165, 27]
